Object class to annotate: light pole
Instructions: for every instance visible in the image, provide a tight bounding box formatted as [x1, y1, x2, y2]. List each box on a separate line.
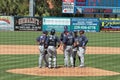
[29, 0, 35, 16]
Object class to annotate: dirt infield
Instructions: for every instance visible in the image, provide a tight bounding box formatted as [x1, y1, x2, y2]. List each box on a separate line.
[7, 67, 120, 77]
[0, 45, 120, 77]
[0, 45, 120, 54]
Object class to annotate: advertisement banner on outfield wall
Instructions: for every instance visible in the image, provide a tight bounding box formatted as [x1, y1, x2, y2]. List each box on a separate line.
[71, 18, 100, 32]
[100, 18, 120, 31]
[0, 16, 14, 31]
[42, 17, 71, 32]
[14, 17, 42, 31]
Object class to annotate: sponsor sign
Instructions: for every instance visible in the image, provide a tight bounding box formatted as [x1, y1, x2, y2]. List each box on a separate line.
[14, 17, 42, 31]
[0, 16, 14, 31]
[100, 18, 120, 31]
[71, 18, 100, 32]
[42, 17, 71, 32]
[62, 0, 75, 13]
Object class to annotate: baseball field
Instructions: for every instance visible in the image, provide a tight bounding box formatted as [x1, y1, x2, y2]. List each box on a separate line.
[0, 31, 120, 80]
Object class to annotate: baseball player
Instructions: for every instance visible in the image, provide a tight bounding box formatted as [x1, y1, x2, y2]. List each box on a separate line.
[60, 26, 68, 42]
[46, 29, 60, 68]
[77, 30, 88, 67]
[72, 31, 80, 67]
[36, 31, 48, 68]
[60, 26, 69, 58]
[63, 30, 74, 67]
[43, 31, 49, 67]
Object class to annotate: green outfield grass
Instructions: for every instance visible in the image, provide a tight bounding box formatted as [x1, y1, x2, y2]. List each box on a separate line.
[0, 31, 120, 80]
[0, 54, 120, 80]
[0, 31, 120, 47]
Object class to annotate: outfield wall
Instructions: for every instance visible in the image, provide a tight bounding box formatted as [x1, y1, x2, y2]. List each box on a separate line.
[42, 17, 100, 32]
[0, 16, 120, 32]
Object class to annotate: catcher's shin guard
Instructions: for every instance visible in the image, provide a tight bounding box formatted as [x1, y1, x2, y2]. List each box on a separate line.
[48, 57, 52, 68]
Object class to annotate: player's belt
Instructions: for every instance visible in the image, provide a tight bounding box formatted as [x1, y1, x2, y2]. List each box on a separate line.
[39, 44, 44, 46]
[48, 45, 55, 47]
[66, 44, 72, 46]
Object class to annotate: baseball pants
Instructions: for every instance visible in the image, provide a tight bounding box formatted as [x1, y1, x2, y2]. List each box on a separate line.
[64, 46, 74, 67]
[38, 45, 48, 67]
[73, 48, 80, 67]
[77, 47, 85, 66]
[47, 46, 57, 68]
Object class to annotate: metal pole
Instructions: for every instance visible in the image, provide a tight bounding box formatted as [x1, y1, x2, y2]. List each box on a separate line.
[29, 0, 35, 16]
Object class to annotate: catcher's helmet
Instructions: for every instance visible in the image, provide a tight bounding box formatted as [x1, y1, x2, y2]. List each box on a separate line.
[50, 28, 55, 35]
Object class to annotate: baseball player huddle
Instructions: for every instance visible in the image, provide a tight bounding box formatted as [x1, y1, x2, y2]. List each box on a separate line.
[36, 26, 88, 68]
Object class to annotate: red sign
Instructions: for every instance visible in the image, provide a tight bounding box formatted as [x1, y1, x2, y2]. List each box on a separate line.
[62, 0, 75, 13]
[63, 0, 74, 2]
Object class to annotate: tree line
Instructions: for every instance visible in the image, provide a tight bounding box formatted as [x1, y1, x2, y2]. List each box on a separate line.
[0, 0, 62, 17]
[0, 0, 118, 18]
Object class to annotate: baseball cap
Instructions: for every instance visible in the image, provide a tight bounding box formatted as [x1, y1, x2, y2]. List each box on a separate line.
[43, 30, 48, 34]
[74, 30, 78, 33]
[64, 26, 68, 30]
[79, 30, 85, 33]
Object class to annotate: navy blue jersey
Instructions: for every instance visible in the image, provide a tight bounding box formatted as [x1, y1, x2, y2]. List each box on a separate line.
[60, 32, 66, 42]
[78, 34, 88, 47]
[73, 36, 79, 48]
[69, 31, 74, 36]
[46, 35, 60, 47]
[36, 35, 47, 45]
[74, 36, 79, 43]
[63, 34, 74, 45]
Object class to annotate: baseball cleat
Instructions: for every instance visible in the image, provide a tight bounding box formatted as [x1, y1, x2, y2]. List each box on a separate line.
[48, 67, 52, 69]
[71, 65, 75, 68]
[48, 65, 52, 69]
[53, 66, 57, 69]
[45, 64, 48, 67]
[64, 65, 69, 68]
[79, 65, 85, 68]
[39, 66, 42, 68]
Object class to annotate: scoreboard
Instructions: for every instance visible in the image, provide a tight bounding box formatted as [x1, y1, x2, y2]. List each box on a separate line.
[62, 0, 120, 14]
[76, 0, 120, 14]
[76, 0, 120, 7]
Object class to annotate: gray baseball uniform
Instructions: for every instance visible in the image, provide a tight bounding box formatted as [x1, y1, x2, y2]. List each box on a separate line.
[77, 34, 88, 67]
[73, 35, 80, 67]
[36, 33, 48, 68]
[63, 32, 74, 67]
[46, 35, 60, 68]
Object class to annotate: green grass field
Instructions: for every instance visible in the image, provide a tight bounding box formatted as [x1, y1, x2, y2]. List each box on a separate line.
[1, 54, 120, 80]
[0, 31, 120, 47]
[0, 31, 120, 80]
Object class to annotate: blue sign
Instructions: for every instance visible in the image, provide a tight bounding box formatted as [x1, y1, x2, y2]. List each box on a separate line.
[74, 0, 120, 14]
[71, 18, 100, 32]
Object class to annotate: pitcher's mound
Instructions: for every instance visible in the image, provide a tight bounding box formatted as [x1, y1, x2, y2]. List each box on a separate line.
[7, 66, 120, 77]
